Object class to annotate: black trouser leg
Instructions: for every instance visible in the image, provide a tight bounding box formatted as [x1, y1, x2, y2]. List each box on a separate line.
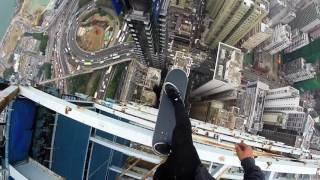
[171, 100, 193, 147]
[155, 100, 201, 180]
[171, 100, 201, 178]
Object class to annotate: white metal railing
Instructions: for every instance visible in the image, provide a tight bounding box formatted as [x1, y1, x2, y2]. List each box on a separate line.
[17, 86, 320, 176]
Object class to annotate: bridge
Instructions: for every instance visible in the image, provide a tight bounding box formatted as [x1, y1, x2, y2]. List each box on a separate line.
[38, 58, 132, 85]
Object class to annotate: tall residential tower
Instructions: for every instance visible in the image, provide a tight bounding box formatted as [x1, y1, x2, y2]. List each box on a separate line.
[205, 0, 269, 47]
[125, 0, 169, 69]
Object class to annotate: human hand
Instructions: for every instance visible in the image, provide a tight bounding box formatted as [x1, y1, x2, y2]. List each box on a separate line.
[235, 141, 253, 161]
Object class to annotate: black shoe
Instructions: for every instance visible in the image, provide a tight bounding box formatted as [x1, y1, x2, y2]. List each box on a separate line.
[164, 82, 182, 102]
[153, 142, 171, 156]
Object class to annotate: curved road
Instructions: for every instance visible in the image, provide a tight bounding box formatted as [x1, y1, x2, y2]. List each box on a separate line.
[65, 2, 135, 64]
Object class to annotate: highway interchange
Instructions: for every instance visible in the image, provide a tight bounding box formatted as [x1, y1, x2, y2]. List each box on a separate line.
[44, 0, 135, 97]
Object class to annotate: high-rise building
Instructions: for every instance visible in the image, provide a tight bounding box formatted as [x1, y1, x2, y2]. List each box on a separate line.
[190, 100, 241, 129]
[172, 51, 192, 75]
[263, 24, 292, 54]
[125, 0, 169, 69]
[206, 0, 253, 47]
[282, 57, 316, 84]
[289, 1, 320, 33]
[240, 81, 269, 134]
[263, 86, 307, 133]
[284, 30, 310, 53]
[310, 127, 320, 151]
[262, 112, 288, 128]
[258, 125, 303, 148]
[241, 22, 273, 50]
[309, 24, 320, 40]
[191, 43, 243, 98]
[268, 0, 296, 27]
[204, 0, 269, 47]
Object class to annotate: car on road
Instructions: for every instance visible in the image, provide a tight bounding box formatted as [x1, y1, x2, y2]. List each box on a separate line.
[112, 55, 120, 60]
[84, 62, 92, 66]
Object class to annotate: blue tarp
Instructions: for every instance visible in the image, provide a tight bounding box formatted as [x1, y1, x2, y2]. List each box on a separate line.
[8, 98, 36, 164]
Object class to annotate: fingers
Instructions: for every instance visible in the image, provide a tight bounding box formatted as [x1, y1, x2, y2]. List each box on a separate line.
[235, 141, 253, 160]
[235, 142, 250, 153]
[235, 144, 241, 153]
[238, 142, 248, 150]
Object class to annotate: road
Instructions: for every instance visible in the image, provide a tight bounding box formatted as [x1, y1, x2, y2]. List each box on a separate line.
[38, 58, 132, 84]
[95, 66, 115, 99]
[46, 0, 79, 93]
[44, 0, 135, 96]
[94, 21, 130, 99]
[65, 2, 134, 65]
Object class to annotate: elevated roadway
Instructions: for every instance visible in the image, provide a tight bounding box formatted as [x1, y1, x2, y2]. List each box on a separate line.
[65, 1, 134, 65]
[38, 58, 132, 84]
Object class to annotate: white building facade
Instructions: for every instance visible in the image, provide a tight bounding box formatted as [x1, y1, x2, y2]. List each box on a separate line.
[241, 81, 269, 134]
[282, 58, 316, 84]
[263, 24, 292, 55]
[264, 86, 307, 133]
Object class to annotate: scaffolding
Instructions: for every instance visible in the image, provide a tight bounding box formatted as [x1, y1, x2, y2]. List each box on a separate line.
[2, 85, 320, 179]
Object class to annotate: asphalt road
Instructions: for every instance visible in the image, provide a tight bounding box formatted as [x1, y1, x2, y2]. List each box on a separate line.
[45, 0, 135, 95]
[65, 2, 135, 64]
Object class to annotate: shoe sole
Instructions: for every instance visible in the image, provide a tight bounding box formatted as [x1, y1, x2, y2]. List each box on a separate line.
[153, 142, 171, 156]
[163, 82, 180, 96]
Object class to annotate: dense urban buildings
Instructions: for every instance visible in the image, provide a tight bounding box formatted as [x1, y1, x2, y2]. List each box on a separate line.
[191, 42, 243, 98]
[125, 0, 169, 69]
[282, 57, 316, 84]
[204, 0, 269, 48]
[240, 81, 269, 134]
[241, 22, 273, 50]
[1, 0, 320, 179]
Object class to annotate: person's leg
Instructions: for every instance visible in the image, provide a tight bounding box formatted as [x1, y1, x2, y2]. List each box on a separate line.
[163, 82, 201, 178]
[171, 100, 193, 146]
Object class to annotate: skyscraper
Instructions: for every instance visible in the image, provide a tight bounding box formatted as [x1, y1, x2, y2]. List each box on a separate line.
[125, 0, 169, 69]
[241, 22, 273, 50]
[282, 57, 316, 84]
[263, 24, 292, 54]
[289, 0, 320, 33]
[191, 43, 243, 98]
[240, 81, 269, 134]
[205, 0, 269, 47]
[268, 0, 296, 27]
[264, 86, 307, 133]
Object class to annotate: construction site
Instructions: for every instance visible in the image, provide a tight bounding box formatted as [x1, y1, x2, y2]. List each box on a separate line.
[77, 11, 115, 51]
